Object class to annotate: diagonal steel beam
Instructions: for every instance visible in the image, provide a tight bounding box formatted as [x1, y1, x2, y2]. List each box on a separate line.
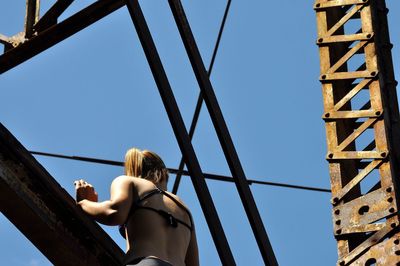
[172, 0, 232, 194]
[167, 0, 278, 265]
[0, 0, 125, 74]
[125, 0, 236, 264]
[0, 123, 124, 266]
[34, 0, 75, 32]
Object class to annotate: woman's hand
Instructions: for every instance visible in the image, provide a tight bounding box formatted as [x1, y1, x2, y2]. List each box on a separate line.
[74, 179, 98, 203]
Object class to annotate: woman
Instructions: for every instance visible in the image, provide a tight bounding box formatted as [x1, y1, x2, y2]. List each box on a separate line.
[74, 148, 199, 266]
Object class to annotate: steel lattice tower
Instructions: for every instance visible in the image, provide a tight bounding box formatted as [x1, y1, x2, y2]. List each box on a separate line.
[315, 0, 400, 264]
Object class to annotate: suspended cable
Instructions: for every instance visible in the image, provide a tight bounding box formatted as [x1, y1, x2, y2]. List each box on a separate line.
[172, 0, 233, 194]
[30, 150, 331, 193]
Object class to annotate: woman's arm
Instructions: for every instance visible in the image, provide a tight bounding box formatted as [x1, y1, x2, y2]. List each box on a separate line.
[75, 176, 134, 225]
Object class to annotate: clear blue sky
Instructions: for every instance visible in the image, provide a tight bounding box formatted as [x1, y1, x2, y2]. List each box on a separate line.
[1, 1, 399, 265]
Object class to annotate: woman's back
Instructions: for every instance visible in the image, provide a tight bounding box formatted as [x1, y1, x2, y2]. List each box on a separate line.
[124, 178, 194, 266]
[75, 148, 199, 266]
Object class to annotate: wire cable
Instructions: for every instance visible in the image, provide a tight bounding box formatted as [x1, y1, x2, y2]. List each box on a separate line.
[30, 150, 331, 193]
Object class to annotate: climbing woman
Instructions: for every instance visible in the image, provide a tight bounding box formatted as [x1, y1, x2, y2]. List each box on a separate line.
[74, 148, 199, 266]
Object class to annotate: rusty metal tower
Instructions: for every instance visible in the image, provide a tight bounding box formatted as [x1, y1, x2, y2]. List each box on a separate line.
[315, 0, 400, 264]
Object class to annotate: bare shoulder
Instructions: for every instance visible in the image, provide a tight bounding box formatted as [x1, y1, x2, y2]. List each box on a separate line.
[112, 175, 135, 185]
[110, 175, 137, 192]
[165, 191, 190, 210]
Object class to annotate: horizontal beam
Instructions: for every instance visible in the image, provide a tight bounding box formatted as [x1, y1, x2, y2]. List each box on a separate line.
[0, 123, 124, 266]
[0, 0, 125, 74]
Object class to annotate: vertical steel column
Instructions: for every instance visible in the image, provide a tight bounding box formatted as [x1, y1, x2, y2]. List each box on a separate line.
[167, 1, 278, 265]
[25, 0, 40, 38]
[315, 0, 400, 264]
[125, 1, 236, 265]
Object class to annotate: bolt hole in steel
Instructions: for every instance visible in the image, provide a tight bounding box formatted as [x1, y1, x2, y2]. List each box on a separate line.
[328, 153, 334, 159]
[394, 239, 400, 245]
[371, 71, 377, 77]
[387, 187, 393, 193]
[388, 197, 394, 203]
[367, 34, 372, 39]
[396, 250, 400, 256]
[365, 258, 376, 266]
[391, 223, 397, 229]
[325, 113, 330, 118]
[375, 111, 381, 116]
[381, 152, 387, 157]
[335, 209, 340, 215]
[389, 208, 396, 213]
[318, 38, 323, 43]
[321, 74, 327, 80]
[335, 220, 341, 225]
[315, 3, 321, 8]
[336, 229, 342, 234]
[358, 205, 370, 215]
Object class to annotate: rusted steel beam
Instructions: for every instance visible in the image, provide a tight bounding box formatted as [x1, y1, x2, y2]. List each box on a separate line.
[315, 0, 400, 264]
[0, 0, 125, 74]
[0, 123, 124, 265]
[167, 1, 278, 265]
[125, 1, 236, 264]
[34, 0, 74, 32]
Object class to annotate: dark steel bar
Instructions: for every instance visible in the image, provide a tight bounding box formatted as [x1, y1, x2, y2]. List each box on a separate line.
[125, 1, 235, 264]
[25, 0, 40, 38]
[0, 0, 125, 74]
[34, 0, 74, 32]
[30, 150, 331, 193]
[0, 123, 124, 266]
[167, 0, 278, 264]
[172, 0, 232, 194]
[171, 93, 203, 194]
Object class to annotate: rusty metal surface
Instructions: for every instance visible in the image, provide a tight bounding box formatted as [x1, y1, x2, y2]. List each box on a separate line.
[315, 0, 400, 264]
[0, 123, 124, 266]
[0, 0, 126, 74]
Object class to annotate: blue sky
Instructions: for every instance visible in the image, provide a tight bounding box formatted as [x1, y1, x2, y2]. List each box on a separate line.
[0, 1, 399, 265]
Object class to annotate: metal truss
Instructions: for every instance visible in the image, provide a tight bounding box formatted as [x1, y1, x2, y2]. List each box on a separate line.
[0, 0, 278, 265]
[315, 0, 400, 265]
[0, 124, 125, 265]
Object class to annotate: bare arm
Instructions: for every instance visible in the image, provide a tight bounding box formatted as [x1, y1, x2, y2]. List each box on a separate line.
[185, 226, 199, 266]
[75, 176, 133, 225]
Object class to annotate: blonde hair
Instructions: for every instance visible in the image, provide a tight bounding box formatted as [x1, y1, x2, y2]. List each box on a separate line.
[124, 148, 169, 184]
